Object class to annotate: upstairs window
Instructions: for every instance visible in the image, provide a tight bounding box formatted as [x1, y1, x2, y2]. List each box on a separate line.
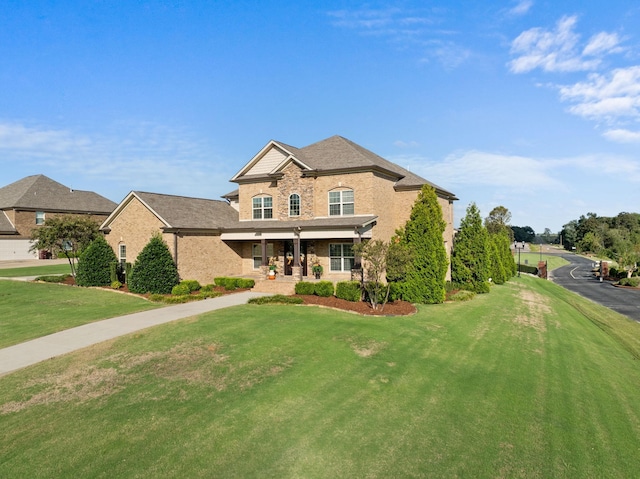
[289, 194, 300, 217]
[329, 190, 354, 216]
[35, 211, 45, 225]
[252, 196, 273, 220]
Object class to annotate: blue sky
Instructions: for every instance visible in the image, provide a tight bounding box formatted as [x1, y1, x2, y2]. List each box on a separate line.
[1, 1, 639, 233]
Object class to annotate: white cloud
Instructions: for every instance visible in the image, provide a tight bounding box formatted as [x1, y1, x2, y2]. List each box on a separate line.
[558, 66, 640, 121]
[508, 0, 534, 17]
[603, 129, 640, 143]
[327, 7, 470, 69]
[583, 32, 623, 56]
[0, 121, 234, 200]
[509, 15, 622, 73]
[392, 150, 561, 190]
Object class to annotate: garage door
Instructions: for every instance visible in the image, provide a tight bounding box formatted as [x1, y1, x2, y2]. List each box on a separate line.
[0, 239, 38, 260]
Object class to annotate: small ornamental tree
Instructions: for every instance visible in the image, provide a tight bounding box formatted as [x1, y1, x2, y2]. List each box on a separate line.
[353, 239, 390, 311]
[399, 185, 448, 304]
[452, 203, 490, 293]
[76, 236, 118, 287]
[29, 215, 100, 276]
[128, 234, 180, 294]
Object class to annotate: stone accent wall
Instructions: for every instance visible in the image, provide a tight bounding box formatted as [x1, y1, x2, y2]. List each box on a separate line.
[276, 163, 315, 220]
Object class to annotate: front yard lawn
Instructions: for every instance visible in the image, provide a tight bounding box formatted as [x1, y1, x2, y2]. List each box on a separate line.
[1, 276, 639, 478]
[0, 281, 160, 348]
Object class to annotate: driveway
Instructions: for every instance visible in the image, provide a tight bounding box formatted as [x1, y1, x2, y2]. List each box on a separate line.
[550, 253, 640, 322]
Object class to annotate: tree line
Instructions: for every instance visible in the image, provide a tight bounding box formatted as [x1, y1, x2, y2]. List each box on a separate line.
[560, 211, 640, 277]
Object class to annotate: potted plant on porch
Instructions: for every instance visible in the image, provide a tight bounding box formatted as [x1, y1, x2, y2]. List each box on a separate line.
[268, 257, 278, 280]
[311, 260, 323, 279]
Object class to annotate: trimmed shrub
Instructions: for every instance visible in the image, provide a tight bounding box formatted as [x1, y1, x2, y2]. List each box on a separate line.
[214, 277, 236, 290]
[35, 274, 71, 283]
[448, 290, 476, 302]
[180, 280, 201, 292]
[295, 281, 316, 295]
[315, 281, 335, 297]
[388, 281, 404, 301]
[76, 236, 118, 287]
[619, 277, 640, 287]
[201, 284, 216, 292]
[336, 281, 362, 302]
[248, 295, 304, 305]
[110, 262, 118, 283]
[197, 290, 221, 299]
[128, 234, 180, 294]
[236, 278, 255, 289]
[111, 280, 122, 290]
[172, 283, 191, 296]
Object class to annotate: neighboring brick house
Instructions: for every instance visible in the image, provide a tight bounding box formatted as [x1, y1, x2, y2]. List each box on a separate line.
[0, 175, 117, 260]
[102, 135, 457, 284]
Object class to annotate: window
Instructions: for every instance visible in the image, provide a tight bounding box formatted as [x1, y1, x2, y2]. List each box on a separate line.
[252, 196, 273, 220]
[329, 190, 354, 216]
[35, 211, 45, 225]
[119, 244, 127, 266]
[329, 243, 355, 272]
[289, 194, 300, 217]
[252, 243, 274, 269]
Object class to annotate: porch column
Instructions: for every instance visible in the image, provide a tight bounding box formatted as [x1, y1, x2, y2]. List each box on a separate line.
[352, 235, 362, 270]
[292, 230, 302, 280]
[261, 238, 268, 266]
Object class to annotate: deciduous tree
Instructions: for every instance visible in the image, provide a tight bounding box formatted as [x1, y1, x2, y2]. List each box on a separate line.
[29, 215, 100, 276]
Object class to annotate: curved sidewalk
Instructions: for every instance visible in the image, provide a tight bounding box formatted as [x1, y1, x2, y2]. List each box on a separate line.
[0, 291, 268, 377]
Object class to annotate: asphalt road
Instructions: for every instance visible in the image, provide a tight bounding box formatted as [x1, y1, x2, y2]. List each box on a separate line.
[550, 253, 640, 322]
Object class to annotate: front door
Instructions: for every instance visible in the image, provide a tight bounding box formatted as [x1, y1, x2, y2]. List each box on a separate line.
[284, 240, 307, 276]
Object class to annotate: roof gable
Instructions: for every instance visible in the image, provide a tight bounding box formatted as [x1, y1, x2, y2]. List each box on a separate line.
[0, 175, 117, 214]
[102, 191, 239, 231]
[0, 211, 16, 234]
[230, 141, 311, 181]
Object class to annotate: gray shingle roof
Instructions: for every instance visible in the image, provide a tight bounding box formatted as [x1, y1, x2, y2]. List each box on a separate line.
[0, 211, 16, 234]
[234, 135, 456, 198]
[133, 192, 240, 230]
[0, 175, 117, 214]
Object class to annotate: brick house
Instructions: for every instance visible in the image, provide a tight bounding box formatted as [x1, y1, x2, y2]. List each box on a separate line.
[101, 135, 457, 284]
[0, 175, 117, 260]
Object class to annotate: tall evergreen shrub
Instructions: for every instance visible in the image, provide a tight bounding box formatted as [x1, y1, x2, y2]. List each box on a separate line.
[76, 236, 118, 287]
[400, 185, 448, 304]
[128, 234, 180, 294]
[452, 203, 490, 293]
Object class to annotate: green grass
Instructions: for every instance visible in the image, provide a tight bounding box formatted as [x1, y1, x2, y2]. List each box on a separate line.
[518, 252, 569, 271]
[0, 281, 160, 348]
[0, 263, 72, 277]
[1, 276, 640, 478]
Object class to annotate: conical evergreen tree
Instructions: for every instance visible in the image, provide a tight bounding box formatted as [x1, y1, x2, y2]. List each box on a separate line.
[452, 203, 490, 293]
[399, 185, 448, 304]
[76, 235, 118, 287]
[128, 234, 180, 294]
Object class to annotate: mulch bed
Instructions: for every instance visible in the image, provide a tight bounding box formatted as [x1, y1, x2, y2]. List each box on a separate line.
[297, 295, 417, 316]
[54, 276, 417, 316]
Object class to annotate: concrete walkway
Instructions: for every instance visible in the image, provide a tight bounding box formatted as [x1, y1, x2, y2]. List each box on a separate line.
[0, 291, 268, 377]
